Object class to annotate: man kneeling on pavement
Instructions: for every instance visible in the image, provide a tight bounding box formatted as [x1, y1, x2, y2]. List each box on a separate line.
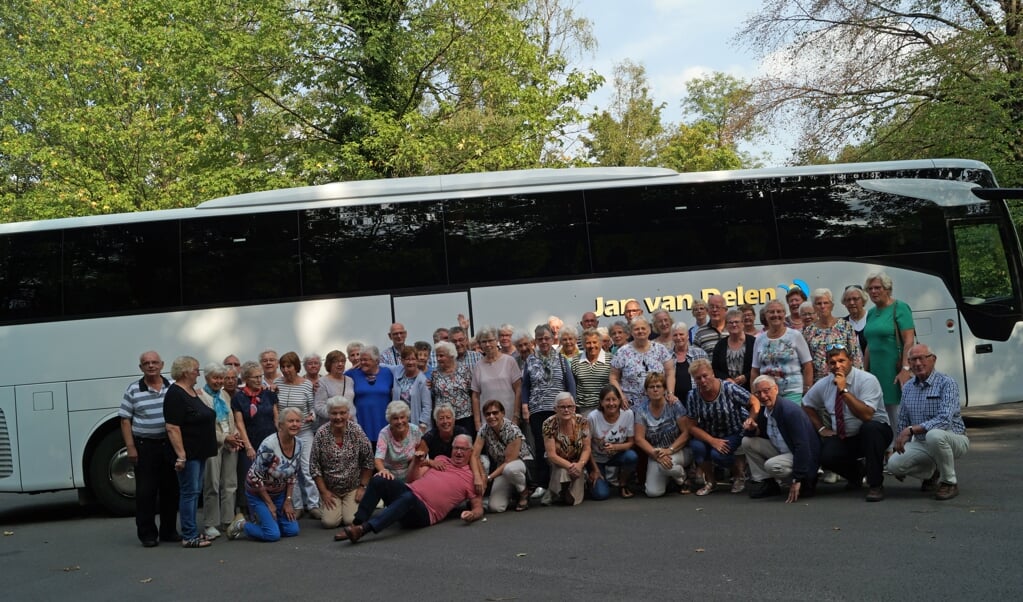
[741, 375, 820, 503]
[886, 344, 969, 501]
[335, 434, 482, 542]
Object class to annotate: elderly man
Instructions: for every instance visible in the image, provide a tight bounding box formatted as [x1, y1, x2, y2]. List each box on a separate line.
[693, 295, 728, 354]
[381, 323, 409, 366]
[334, 434, 483, 543]
[119, 351, 179, 547]
[887, 344, 969, 501]
[498, 324, 516, 355]
[580, 311, 599, 330]
[623, 300, 643, 323]
[450, 326, 482, 369]
[742, 375, 820, 502]
[512, 329, 534, 370]
[802, 346, 892, 501]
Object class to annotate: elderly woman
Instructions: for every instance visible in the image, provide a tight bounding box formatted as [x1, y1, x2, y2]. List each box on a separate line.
[164, 356, 217, 548]
[864, 271, 916, 424]
[841, 284, 870, 353]
[345, 345, 394, 445]
[512, 330, 534, 370]
[522, 324, 577, 495]
[689, 300, 709, 341]
[471, 326, 522, 430]
[785, 287, 808, 330]
[374, 401, 422, 482]
[259, 349, 281, 389]
[432, 341, 476, 435]
[274, 351, 318, 519]
[686, 359, 756, 496]
[750, 300, 814, 403]
[608, 320, 629, 356]
[798, 302, 817, 333]
[314, 349, 355, 426]
[633, 373, 692, 498]
[804, 288, 863, 383]
[739, 303, 759, 336]
[303, 354, 322, 389]
[651, 309, 674, 348]
[392, 347, 433, 432]
[712, 309, 755, 391]
[610, 317, 675, 408]
[198, 363, 244, 540]
[671, 321, 708, 402]
[232, 362, 279, 506]
[473, 400, 533, 512]
[559, 325, 582, 361]
[417, 403, 486, 487]
[227, 407, 304, 542]
[587, 385, 637, 500]
[346, 342, 364, 371]
[310, 396, 373, 530]
[541, 393, 591, 506]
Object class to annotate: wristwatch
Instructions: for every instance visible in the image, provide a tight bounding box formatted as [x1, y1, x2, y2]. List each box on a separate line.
[840, 388, 849, 395]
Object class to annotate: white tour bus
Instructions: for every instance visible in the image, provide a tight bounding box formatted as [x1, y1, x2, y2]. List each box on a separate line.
[1, 158, 1021, 514]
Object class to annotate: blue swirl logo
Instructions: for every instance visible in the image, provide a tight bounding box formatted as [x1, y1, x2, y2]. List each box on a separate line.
[777, 279, 809, 297]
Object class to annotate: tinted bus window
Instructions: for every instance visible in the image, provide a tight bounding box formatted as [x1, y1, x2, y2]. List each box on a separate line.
[0, 231, 62, 321]
[64, 222, 180, 316]
[444, 192, 589, 284]
[183, 213, 299, 304]
[773, 178, 948, 261]
[302, 201, 446, 295]
[586, 180, 779, 273]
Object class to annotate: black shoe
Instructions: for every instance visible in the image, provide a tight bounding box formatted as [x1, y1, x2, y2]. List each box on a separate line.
[865, 486, 885, 502]
[159, 533, 182, 543]
[800, 477, 818, 499]
[920, 470, 940, 492]
[748, 480, 781, 499]
[141, 539, 159, 548]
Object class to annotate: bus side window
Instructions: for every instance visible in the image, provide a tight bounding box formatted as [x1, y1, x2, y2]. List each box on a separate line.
[0, 230, 62, 321]
[953, 221, 1016, 306]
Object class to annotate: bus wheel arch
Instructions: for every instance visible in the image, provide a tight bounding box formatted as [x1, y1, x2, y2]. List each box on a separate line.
[85, 425, 135, 516]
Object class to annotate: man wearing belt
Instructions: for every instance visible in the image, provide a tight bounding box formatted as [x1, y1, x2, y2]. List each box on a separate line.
[802, 345, 893, 502]
[119, 350, 179, 547]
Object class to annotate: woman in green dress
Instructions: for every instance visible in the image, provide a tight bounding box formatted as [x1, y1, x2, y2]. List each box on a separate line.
[863, 272, 916, 424]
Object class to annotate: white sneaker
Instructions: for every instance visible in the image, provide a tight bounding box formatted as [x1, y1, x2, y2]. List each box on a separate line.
[530, 487, 546, 500]
[227, 514, 246, 540]
[540, 489, 554, 506]
[821, 470, 840, 484]
[203, 526, 221, 540]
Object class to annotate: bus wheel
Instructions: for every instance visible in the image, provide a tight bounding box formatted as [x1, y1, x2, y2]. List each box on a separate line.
[88, 430, 135, 516]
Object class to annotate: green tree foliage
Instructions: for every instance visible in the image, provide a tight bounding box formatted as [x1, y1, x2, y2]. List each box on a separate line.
[0, 0, 601, 222]
[581, 60, 667, 166]
[739, 1, 1023, 184]
[581, 64, 760, 171]
[0, 0, 301, 222]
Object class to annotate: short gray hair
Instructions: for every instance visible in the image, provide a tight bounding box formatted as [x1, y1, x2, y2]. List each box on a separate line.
[433, 403, 455, 422]
[279, 406, 303, 425]
[203, 362, 226, 378]
[170, 356, 199, 380]
[385, 400, 410, 421]
[361, 345, 380, 361]
[435, 341, 456, 358]
[811, 288, 833, 304]
[865, 271, 893, 292]
[671, 321, 689, 334]
[326, 396, 355, 417]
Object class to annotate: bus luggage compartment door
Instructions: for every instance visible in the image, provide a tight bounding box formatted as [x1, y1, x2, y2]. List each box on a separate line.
[15, 383, 73, 490]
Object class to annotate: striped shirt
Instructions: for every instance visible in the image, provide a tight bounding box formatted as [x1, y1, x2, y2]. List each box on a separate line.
[684, 380, 751, 438]
[119, 376, 172, 439]
[274, 377, 315, 432]
[571, 351, 611, 411]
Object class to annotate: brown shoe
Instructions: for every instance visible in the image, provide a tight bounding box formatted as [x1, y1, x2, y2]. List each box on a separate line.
[334, 523, 365, 543]
[920, 470, 940, 492]
[934, 482, 959, 501]
[865, 486, 885, 502]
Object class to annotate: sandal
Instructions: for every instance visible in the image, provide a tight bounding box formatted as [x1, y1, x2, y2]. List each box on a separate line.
[181, 537, 211, 548]
[619, 485, 634, 499]
[696, 482, 716, 496]
[515, 494, 530, 512]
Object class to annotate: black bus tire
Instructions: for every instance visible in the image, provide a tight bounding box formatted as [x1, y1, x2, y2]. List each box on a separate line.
[87, 429, 135, 516]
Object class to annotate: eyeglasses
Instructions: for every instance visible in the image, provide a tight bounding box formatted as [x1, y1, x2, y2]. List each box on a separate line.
[908, 354, 935, 362]
[556, 405, 575, 411]
[484, 410, 502, 416]
[225, 362, 241, 367]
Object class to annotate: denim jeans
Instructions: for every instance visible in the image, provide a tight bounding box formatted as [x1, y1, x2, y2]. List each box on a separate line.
[354, 475, 430, 534]
[244, 490, 300, 542]
[176, 460, 204, 541]
[590, 449, 639, 500]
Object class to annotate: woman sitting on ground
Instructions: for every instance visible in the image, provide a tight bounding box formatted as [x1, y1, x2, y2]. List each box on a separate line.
[587, 385, 638, 500]
[473, 400, 533, 513]
[542, 393, 592, 506]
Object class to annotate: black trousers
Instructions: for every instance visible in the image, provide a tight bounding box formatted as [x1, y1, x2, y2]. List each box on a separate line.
[819, 421, 893, 488]
[133, 437, 180, 542]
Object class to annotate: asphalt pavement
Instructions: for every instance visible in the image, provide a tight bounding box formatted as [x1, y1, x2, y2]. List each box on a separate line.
[2, 404, 1022, 601]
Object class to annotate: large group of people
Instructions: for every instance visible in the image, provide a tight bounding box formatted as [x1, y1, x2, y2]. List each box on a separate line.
[117, 271, 971, 549]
